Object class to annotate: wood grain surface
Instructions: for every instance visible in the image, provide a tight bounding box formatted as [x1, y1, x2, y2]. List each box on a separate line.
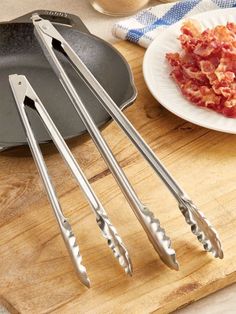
[0, 41, 236, 314]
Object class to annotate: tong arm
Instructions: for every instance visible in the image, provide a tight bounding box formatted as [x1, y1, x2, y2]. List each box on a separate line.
[9, 74, 90, 287]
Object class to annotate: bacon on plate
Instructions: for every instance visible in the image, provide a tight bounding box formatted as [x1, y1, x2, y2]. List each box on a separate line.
[166, 20, 236, 118]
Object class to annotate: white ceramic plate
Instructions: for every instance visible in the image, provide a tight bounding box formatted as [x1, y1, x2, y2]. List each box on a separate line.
[143, 8, 236, 134]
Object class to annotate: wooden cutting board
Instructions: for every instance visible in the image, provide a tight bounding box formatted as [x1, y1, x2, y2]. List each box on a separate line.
[0, 41, 236, 314]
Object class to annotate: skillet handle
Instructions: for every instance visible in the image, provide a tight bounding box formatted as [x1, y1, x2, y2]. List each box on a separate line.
[10, 10, 90, 34]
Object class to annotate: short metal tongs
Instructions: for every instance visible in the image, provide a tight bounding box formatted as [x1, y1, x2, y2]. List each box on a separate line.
[31, 14, 223, 267]
[9, 74, 132, 287]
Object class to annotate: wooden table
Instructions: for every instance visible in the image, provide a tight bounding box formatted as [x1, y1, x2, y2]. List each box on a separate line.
[0, 40, 236, 313]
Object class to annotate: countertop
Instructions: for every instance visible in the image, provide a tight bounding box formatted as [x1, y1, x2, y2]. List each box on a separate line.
[0, 1, 235, 313]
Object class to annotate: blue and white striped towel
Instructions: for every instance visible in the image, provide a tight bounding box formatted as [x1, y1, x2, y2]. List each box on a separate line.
[113, 0, 236, 48]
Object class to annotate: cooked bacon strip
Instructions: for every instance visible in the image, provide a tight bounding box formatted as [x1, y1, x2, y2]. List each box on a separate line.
[166, 20, 236, 118]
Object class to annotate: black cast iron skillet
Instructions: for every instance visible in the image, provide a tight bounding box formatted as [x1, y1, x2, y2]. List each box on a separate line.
[0, 10, 137, 148]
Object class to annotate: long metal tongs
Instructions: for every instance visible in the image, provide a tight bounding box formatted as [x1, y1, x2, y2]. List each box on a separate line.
[46, 28, 224, 260]
[32, 14, 179, 270]
[9, 74, 132, 287]
[32, 14, 224, 260]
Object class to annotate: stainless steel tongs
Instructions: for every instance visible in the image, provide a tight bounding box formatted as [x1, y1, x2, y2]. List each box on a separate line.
[9, 74, 132, 287]
[32, 14, 179, 270]
[32, 14, 223, 267]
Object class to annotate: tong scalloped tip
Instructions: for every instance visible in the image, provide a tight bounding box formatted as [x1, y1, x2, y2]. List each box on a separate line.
[179, 197, 223, 259]
[96, 210, 133, 275]
[140, 206, 179, 270]
[63, 219, 91, 287]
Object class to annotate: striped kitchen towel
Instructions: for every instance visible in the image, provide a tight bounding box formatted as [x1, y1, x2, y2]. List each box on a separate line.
[113, 0, 236, 48]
